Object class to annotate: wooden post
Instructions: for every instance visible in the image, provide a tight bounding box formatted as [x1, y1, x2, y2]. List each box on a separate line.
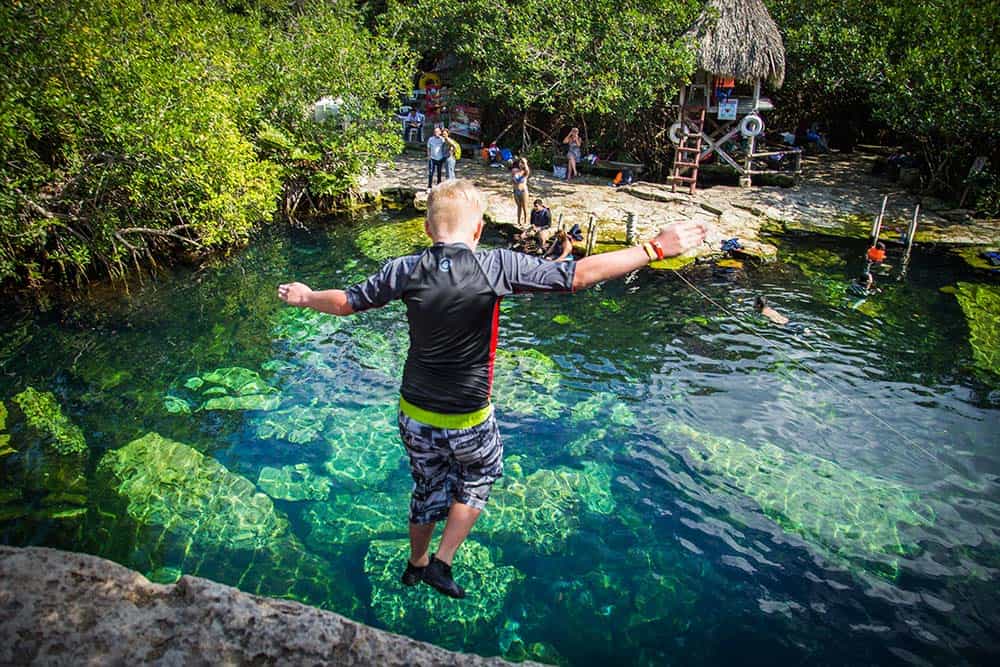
[585, 214, 597, 257]
[870, 195, 888, 245]
[899, 205, 919, 278]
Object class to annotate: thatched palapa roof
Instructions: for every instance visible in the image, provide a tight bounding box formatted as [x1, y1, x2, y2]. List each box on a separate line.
[686, 0, 786, 88]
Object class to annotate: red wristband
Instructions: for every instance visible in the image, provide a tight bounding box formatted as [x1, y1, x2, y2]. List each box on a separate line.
[648, 239, 665, 260]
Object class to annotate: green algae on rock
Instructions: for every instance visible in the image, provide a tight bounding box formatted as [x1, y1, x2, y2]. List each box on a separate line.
[95, 432, 359, 614]
[271, 306, 345, 342]
[178, 366, 281, 412]
[350, 326, 408, 378]
[355, 216, 430, 263]
[256, 463, 331, 501]
[97, 433, 289, 549]
[478, 456, 616, 554]
[365, 538, 522, 646]
[492, 348, 565, 419]
[954, 282, 1000, 379]
[660, 422, 935, 579]
[304, 491, 402, 551]
[0, 400, 13, 458]
[322, 404, 405, 489]
[12, 387, 87, 456]
[252, 405, 335, 444]
[570, 391, 636, 427]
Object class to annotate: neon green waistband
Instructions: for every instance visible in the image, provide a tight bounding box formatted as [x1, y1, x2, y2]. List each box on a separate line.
[399, 396, 492, 430]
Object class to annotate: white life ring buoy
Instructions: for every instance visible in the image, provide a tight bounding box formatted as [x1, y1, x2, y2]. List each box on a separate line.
[669, 122, 683, 145]
[739, 113, 764, 138]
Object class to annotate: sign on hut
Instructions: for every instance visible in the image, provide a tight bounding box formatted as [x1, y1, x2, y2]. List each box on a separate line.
[669, 0, 799, 193]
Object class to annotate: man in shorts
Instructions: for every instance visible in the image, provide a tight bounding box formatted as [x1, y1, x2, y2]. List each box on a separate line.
[277, 180, 707, 598]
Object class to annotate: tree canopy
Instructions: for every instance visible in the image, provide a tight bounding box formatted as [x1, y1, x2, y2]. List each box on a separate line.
[0, 0, 410, 292]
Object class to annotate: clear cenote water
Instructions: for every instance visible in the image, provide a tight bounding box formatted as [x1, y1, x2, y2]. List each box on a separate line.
[1, 210, 998, 665]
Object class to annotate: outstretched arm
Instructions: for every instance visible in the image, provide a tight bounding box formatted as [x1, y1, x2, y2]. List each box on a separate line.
[572, 221, 707, 290]
[278, 283, 354, 316]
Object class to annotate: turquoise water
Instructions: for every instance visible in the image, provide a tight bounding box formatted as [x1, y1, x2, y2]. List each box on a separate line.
[1, 211, 998, 665]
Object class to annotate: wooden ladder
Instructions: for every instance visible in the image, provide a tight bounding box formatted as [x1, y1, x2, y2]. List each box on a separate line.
[670, 106, 706, 195]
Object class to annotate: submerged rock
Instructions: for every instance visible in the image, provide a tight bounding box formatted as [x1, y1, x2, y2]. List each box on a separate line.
[954, 282, 1000, 379]
[660, 421, 935, 579]
[0, 400, 12, 458]
[256, 463, 331, 501]
[253, 405, 336, 445]
[322, 404, 405, 489]
[492, 348, 565, 419]
[355, 216, 430, 263]
[304, 491, 403, 552]
[94, 432, 359, 613]
[365, 538, 523, 646]
[12, 387, 87, 456]
[177, 366, 282, 412]
[3, 389, 88, 509]
[478, 456, 616, 554]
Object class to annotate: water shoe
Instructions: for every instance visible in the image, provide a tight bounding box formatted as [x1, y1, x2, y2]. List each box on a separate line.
[422, 555, 466, 599]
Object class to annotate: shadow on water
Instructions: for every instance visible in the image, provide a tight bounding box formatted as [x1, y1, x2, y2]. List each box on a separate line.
[1, 211, 999, 665]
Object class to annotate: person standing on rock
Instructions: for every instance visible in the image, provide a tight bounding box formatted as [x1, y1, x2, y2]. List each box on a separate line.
[563, 127, 582, 180]
[426, 126, 447, 190]
[511, 157, 530, 228]
[277, 180, 707, 599]
[442, 128, 461, 180]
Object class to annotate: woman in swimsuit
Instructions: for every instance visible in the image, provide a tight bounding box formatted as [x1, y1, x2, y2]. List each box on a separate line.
[511, 158, 531, 227]
[563, 127, 582, 180]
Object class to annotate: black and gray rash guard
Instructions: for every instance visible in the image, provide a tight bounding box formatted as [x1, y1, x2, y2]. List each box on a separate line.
[345, 243, 575, 415]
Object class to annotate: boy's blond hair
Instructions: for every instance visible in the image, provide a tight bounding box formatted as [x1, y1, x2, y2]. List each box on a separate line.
[426, 179, 486, 239]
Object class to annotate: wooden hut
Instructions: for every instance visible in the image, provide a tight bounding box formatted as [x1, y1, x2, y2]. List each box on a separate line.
[670, 0, 796, 192]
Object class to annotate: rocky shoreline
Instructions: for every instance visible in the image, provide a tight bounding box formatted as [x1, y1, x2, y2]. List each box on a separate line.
[359, 151, 998, 273]
[0, 545, 532, 666]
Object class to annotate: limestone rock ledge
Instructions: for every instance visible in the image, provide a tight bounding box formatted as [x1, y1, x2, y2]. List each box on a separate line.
[0, 546, 528, 666]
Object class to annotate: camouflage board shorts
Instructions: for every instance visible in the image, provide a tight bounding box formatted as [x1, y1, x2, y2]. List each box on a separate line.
[397, 409, 504, 524]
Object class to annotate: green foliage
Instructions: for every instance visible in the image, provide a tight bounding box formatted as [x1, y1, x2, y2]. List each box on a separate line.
[768, 0, 1000, 204]
[12, 387, 87, 455]
[254, 1, 410, 205]
[0, 0, 412, 292]
[381, 0, 698, 118]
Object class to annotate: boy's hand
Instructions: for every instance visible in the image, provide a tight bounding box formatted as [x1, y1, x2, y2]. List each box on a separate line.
[654, 221, 709, 257]
[278, 282, 312, 307]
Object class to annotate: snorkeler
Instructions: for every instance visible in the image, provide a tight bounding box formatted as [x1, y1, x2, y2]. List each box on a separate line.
[277, 180, 707, 599]
[754, 295, 789, 325]
[866, 241, 887, 264]
[755, 295, 809, 334]
[849, 271, 880, 296]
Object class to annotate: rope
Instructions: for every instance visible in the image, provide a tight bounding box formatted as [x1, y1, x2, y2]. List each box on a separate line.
[668, 268, 965, 478]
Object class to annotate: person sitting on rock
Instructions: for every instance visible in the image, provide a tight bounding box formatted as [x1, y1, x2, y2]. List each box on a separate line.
[529, 199, 552, 245]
